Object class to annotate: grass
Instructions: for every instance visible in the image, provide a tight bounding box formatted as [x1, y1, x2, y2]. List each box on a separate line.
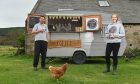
[0, 46, 140, 84]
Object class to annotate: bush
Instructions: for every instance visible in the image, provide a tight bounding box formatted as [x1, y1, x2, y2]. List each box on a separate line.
[17, 32, 25, 48]
[124, 47, 140, 61]
[16, 32, 25, 55]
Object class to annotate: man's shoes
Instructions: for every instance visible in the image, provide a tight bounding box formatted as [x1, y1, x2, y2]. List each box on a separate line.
[42, 66, 48, 69]
[112, 70, 117, 75]
[33, 67, 38, 71]
[33, 66, 47, 71]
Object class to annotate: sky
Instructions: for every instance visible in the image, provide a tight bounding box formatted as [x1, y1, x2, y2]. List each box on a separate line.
[0, 0, 38, 28]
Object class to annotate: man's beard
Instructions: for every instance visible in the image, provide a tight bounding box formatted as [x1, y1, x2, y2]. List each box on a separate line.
[40, 21, 44, 24]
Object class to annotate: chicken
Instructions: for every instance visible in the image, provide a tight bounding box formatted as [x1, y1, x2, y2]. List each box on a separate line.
[49, 63, 68, 81]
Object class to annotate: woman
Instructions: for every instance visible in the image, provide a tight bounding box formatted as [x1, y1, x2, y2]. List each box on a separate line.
[103, 14, 125, 75]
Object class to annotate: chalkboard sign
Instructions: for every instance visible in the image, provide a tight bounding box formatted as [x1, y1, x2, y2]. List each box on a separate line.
[29, 17, 39, 28]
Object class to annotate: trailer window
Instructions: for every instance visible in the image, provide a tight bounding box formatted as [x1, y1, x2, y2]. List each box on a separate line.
[48, 16, 83, 32]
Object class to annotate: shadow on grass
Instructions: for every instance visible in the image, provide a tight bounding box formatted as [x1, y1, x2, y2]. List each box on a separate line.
[46, 57, 105, 65]
[85, 59, 105, 64]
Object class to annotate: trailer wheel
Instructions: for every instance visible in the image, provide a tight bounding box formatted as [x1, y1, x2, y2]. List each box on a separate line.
[73, 51, 86, 64]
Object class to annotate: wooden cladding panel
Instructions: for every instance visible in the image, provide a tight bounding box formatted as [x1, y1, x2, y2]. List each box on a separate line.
[48, 39, 81, 48]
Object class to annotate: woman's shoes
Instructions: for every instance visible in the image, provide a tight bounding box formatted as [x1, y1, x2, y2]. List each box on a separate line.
[112, 70, 117, 75]
[33, 67, 38, 71]
[103, 70, 110, 73]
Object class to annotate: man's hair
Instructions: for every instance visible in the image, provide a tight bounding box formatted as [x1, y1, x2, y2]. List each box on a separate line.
[40, 16, 46, 19]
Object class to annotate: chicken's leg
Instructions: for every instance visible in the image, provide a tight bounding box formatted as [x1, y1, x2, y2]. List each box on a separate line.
[57, 79, 59, 83]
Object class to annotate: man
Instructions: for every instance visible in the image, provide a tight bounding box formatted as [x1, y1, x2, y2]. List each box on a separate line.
[32, 16, 49, 71]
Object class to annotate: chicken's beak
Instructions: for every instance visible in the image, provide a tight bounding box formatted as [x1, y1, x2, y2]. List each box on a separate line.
[65, 63, 68, 66]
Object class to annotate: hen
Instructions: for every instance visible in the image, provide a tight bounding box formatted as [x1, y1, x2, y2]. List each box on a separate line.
[49, 63, 68, 81]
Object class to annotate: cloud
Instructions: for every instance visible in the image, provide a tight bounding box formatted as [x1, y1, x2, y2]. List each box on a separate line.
[0, 0, 37, 28]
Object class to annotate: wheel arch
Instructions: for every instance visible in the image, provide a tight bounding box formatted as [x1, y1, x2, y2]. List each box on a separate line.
[73, 49, 87, 57]
[72, 49, 87, 64]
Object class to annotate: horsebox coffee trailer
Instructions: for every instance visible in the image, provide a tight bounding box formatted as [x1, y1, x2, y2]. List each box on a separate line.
[26, 11, 127, 64]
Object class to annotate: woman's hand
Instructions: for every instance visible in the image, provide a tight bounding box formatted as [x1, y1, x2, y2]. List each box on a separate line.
[109, 33, 115, 39]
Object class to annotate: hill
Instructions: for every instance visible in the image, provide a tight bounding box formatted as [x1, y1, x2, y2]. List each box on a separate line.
[0, 27, 25, 36]
[0, 27, 25, 45]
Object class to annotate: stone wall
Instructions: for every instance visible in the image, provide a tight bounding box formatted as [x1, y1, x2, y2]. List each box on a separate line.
[124, 25, 140, 49]
[25, 28, 34, 55]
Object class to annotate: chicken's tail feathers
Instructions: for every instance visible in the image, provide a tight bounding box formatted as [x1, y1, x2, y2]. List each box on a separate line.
[49, 66, 52, 71]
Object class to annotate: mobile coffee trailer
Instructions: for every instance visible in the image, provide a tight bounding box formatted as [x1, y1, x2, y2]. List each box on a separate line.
[26, 11, 127, 64]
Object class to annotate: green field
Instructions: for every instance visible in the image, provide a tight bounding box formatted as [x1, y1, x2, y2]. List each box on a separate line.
[0, 46, 140, 84]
